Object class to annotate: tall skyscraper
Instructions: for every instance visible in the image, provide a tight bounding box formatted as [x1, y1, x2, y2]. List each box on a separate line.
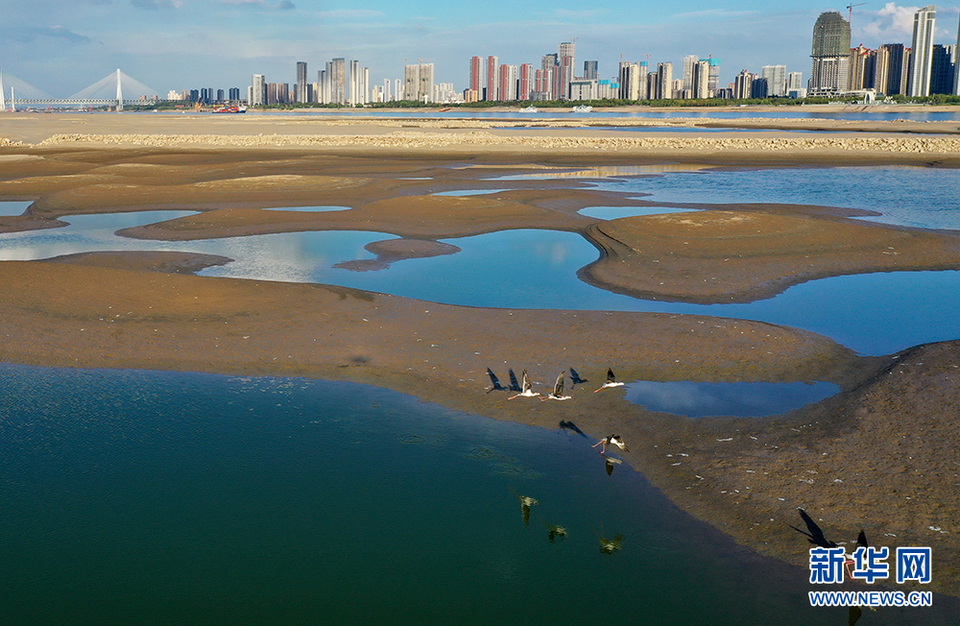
[296, 61, 308, 103]
[499, 64, 517, 101]
[734, 70, 755, 99]
[404, 64, 420, 101]
[583, 60, 598, 80]
[692, 60, 710, 98]
[682, 55, 699, 91]
[486, 56, 499, 101]
[619, 62, 640, 100]
[470, 56, 482, 93]
[519, 64, 533, 100]
[954, 13, 960, 95]
[875, 43, 909, 95]
[558, 42, 576, 99]
[656, 62, 673, 99]
[327, 58, 346, 105]
[848, 45, 875, 91]
[810, 12, 851, 93]
[707, 58, 721, 94]
[761, 65, 787, 96]
[930, 44, 956, 94]
[908, 5, 936, 97]
[251, 74, 266, 106]
[418, 63, 435, 103]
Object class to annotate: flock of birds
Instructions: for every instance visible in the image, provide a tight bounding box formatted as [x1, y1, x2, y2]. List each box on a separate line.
[492, 364, 882, 617]
[487, 366, 630, 475]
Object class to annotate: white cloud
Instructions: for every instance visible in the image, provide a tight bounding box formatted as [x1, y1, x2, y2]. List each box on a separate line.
[859, 3, 921, 41]
[131, 0, 182, 9]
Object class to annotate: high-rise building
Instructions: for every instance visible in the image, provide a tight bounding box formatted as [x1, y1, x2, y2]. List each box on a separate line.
[707, 58, 721, 94]
[874, 43, 909, 95]
[519, 64, 533, 100]
[470, 56, 482, 93]
[954, 13, 960, 95]
[327, 58, 346, 105]
[251, 74, 266, 106]
[619, 62, 640, 100]
[909, 5, 936, 97]
[638, 61, 649, 99]
[583, 60, 598, 80]
[557, 42, 576, 99]
[848, 45, 875, 91]
[682, 54, 699, 91]
[734, 70, 754, 99]
[485, 56, 499, 101]
[810, 12, 851, 94]
[786, 72, 804, 93]
[692, 60, 710, 98]
[761, 65, 787, 96]
[404, 64, 420, 101]
[296, 61, 308, 103]
[499, 64, 517, 101]
[418, 63, 435, 103]
[655, 62, 673, 99]
[930, 44, 956, 94]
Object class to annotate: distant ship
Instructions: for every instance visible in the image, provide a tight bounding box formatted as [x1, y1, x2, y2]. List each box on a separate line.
[571, 105, 593, 113]
[519, 105, 538, 113]
[213, 106, 246, 114]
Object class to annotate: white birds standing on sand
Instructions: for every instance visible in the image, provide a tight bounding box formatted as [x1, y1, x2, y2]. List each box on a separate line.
[507, 369, 540, 400]
[540, 372, 571, 401]
[594, 368, 625, 393]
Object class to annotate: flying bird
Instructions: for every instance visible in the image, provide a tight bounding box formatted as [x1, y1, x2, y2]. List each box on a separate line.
[593, 435, 629, 454]
[507, 370, 540, 399]
[540, 373, 571, 401]
[594, 368, 625, 393]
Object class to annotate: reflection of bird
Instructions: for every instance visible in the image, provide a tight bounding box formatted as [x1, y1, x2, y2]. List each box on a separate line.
[559, 420, 588, 437]
[598, 532, 625, 555]
[508, 370, 539, 399]
[593, 434, 629, 454]
[569, 368, 588, 387]
[508, 369, 522, 392]
[547, 524, 568, 543]
[485, 368, 507, 393]
[789, 507, 838, 548]
[540, 373, 571, 401]
[594, 368, 625, 393]
[517, 494, 539, 526]
[603, 455, 622, 476]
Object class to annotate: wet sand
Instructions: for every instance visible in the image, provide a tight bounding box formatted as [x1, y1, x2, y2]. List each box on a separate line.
[2, 110, 959, 596]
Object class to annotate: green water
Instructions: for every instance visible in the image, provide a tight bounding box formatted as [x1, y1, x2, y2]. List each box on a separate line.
[2, 365, 955, 625]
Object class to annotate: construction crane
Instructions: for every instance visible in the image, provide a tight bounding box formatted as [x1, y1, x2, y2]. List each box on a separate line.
[847, 2, 866, 26]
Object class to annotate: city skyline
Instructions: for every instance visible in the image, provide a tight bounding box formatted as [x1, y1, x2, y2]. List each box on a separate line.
[3, 1, 960, 98]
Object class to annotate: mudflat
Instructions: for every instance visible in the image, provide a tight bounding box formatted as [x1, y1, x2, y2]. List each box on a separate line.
[2, 109, 959, 597]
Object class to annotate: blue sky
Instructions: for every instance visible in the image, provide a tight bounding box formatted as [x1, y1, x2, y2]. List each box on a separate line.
[1, 1, 958, 98]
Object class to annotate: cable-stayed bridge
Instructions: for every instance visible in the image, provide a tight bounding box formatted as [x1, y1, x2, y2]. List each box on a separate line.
[1, 70, 161, 110]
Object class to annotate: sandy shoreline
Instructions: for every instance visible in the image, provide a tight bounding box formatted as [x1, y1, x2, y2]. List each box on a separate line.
[2, 111, 959, 597]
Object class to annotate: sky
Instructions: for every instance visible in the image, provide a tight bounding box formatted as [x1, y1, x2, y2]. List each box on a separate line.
[1, 1, 959, 98]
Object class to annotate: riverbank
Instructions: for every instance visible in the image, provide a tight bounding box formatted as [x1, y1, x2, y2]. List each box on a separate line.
[2, 113, 959, 597]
